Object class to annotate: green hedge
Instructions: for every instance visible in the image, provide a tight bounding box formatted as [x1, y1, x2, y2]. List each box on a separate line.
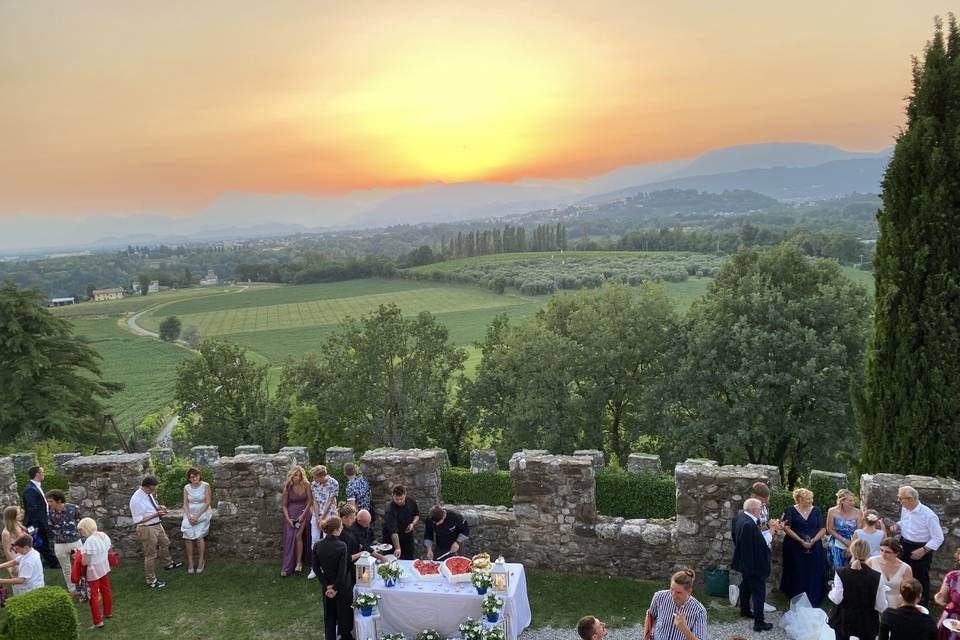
[153, 458, 216, 508]
[441, 468, 512, 507]
[14, 472, 70, 504]
[768, 490, 795, 521]
[808, 473, 848, 514]
[2, 586, 78, 640]
[595, 469, 676, 519]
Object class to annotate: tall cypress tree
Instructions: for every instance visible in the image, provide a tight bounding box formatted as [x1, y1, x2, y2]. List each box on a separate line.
[856, 16, 960, 476]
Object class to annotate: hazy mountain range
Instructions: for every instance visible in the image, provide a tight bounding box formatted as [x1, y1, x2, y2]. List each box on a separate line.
[0, 142, 891, 254]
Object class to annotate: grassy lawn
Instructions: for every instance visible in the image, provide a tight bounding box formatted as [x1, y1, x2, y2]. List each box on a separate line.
[70, 318, 193, 429]
[1, 562, 745, 639]
[53, 286, 244, 320]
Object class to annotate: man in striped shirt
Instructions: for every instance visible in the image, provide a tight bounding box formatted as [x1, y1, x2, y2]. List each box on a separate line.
[644, 569, 708, 640]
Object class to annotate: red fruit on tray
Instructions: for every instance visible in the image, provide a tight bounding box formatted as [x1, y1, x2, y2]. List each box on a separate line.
[413, 560, 440, 575]
[444, 556, 473, 575]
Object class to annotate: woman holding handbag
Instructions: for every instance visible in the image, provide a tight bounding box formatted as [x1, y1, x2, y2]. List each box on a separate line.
[78, 517, 113, 630]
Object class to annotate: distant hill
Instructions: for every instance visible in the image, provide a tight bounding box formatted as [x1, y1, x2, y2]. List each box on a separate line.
[580, 155, 891, 205]
[675, 142, 889, 177]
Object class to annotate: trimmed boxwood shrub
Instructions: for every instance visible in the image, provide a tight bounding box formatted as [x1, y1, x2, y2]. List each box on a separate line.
[3, 586, 78, 640]
[768, 489, 795, 521]
[595, 469, 676, 519]
[441, 468, 512, 507]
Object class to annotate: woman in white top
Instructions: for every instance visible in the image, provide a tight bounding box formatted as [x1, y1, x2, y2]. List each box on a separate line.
[78, 517, 113, 630]
[181, 467, 212, 574]
[853, 510, 886, 557]
[1, 506, 28, 577]
[866, 536, 913, 610]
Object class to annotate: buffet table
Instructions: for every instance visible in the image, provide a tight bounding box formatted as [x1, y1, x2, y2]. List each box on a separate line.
[353, 560, 531, 640]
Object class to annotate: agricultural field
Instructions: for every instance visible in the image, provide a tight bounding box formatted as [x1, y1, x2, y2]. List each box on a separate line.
[405, 251, 727, 295]
[70, 317, 193, 430]
[53, 285, 246, 320]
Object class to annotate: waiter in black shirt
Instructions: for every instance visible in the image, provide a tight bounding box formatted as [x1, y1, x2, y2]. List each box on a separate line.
[424, 505, 470, 560]
[383, 485, 419, 560]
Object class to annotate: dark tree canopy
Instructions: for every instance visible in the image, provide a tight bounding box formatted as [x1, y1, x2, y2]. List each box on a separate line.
[856, 17, 960, 476]
[0, 281, 121, 443]
[158, 316, 182, 342]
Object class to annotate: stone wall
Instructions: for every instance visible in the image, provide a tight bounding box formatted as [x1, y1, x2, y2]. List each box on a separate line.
[0, 457, 18, 512]
[861, 473, 960, 586]
[359, 448, 443, 521]
[63, 453, 152, 557]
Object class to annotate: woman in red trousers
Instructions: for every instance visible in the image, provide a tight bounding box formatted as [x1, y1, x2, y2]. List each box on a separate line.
[78, 518, 113, 630]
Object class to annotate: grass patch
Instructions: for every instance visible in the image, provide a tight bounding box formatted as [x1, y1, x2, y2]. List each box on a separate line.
[70, 318, 192, 429]
[0, 561, 745, 638]
[52, 287, 242, 320]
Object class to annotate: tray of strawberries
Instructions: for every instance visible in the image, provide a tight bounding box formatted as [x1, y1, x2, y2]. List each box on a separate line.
[411, 559, 442, 581]
[439, 556, 474, 583]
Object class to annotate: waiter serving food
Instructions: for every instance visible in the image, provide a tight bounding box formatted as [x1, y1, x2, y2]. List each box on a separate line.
[424, 504, 470, 560]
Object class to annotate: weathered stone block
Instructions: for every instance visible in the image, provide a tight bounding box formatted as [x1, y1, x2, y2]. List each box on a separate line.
[573, 449, 605, 473]
[279, 446, 310, 466]
[627, 453, 661, 474]
[325, 447, 355, 471]
[9, 453, 37, 474]
[52, 452, 82, 474]
[191, 446, 220, 468]
[234, 445, 264, 456]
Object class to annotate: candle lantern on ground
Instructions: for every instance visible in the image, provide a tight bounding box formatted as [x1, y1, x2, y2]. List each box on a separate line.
[356, 552, 376, 586]
[492, 556, 509, 593]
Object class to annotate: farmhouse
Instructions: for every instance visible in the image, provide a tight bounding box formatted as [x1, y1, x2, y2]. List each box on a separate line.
[92, 287, 124, 302]
[200, 269, 219, 286]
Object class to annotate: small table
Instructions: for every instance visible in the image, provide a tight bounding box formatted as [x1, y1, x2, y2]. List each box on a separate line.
[353, 561, 531, 640]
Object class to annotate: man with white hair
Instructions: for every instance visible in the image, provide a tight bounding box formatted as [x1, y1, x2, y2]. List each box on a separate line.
[732, 498, 774, 632]
[891, 485, 943, 607]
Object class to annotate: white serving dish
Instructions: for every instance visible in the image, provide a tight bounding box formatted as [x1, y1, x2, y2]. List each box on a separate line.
[440, 556, 474, 583]
[411, 561, 443, 581]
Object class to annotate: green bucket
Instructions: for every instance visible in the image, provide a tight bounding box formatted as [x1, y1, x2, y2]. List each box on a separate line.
[705, 568, 729, 597]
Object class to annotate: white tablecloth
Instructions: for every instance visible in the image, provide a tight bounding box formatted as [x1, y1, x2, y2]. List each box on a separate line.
[353, 561, 531, 640]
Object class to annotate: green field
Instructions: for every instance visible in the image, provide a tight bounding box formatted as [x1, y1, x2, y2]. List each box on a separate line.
[406, 250, 666, 273]
[53, 286, 247, 319]
[70, 318, 193, 429]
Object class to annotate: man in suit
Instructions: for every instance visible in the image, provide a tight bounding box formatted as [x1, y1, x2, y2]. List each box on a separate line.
[21, 465, 59, 569]
[732, 498, 773, 632]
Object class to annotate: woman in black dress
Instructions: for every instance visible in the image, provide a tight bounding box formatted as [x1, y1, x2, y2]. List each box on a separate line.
[828, 538, 885, 640]
[312, 516, 354, 640]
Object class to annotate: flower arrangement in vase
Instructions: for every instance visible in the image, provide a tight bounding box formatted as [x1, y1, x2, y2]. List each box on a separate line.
[381, 634, 405, 640]
[481, 593, 504, 623]
[458, 618, 484, 640]
[378, 561, 403, 587]
[353, 592, 381, 616]
[415, 630, 445, 640]
[482, 629, 506, 640]
[471, 570, 493, 595]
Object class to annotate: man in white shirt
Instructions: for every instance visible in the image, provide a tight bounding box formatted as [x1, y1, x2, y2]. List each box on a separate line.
[0, 535, 45, 596]
[129, 476, 182, 589]
[891, 485, 944, 607]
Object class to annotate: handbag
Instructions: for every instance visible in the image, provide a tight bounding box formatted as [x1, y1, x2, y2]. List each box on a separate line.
[108, 549, 120, 568]
[30, 529, 43, 550]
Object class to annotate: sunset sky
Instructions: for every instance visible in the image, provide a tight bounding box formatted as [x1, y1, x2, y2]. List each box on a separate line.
[0, 2, 953, 217]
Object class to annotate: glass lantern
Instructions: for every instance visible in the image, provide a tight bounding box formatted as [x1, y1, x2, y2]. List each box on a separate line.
[356, 552, 377, 586]
[491, 556, 509, 593]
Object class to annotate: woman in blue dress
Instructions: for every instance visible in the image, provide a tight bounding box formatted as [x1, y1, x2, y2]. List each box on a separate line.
[779, 488, 827, 606]
[826, 489, 862, 570]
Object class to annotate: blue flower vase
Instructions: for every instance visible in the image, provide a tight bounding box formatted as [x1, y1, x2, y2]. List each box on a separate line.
[385, 577, 397, 588]
[486, 613, 499, 623]
[361, 606, 374, 617]
[476, 586, 488, 595]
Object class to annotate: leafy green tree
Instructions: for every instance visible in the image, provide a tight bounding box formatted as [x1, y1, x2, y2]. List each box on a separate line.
[138, 274, 151, 296]
[0, 281, 121, 443]
[856, 18, 960, 476]
[158, 316, 182, 342]
[174, 340, 269, 452]
[662, 244, 870, 485]
[460, 314, 584, 454]
[538, 282, 678, 465]
[281, 304, 466, 450]
[181, 325, 200, 349]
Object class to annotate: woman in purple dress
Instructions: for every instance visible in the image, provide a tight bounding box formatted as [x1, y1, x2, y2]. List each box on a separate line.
[281, 465, 315, 577]
[934, 548, 960, 639]
[780, 488, 827, 606]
